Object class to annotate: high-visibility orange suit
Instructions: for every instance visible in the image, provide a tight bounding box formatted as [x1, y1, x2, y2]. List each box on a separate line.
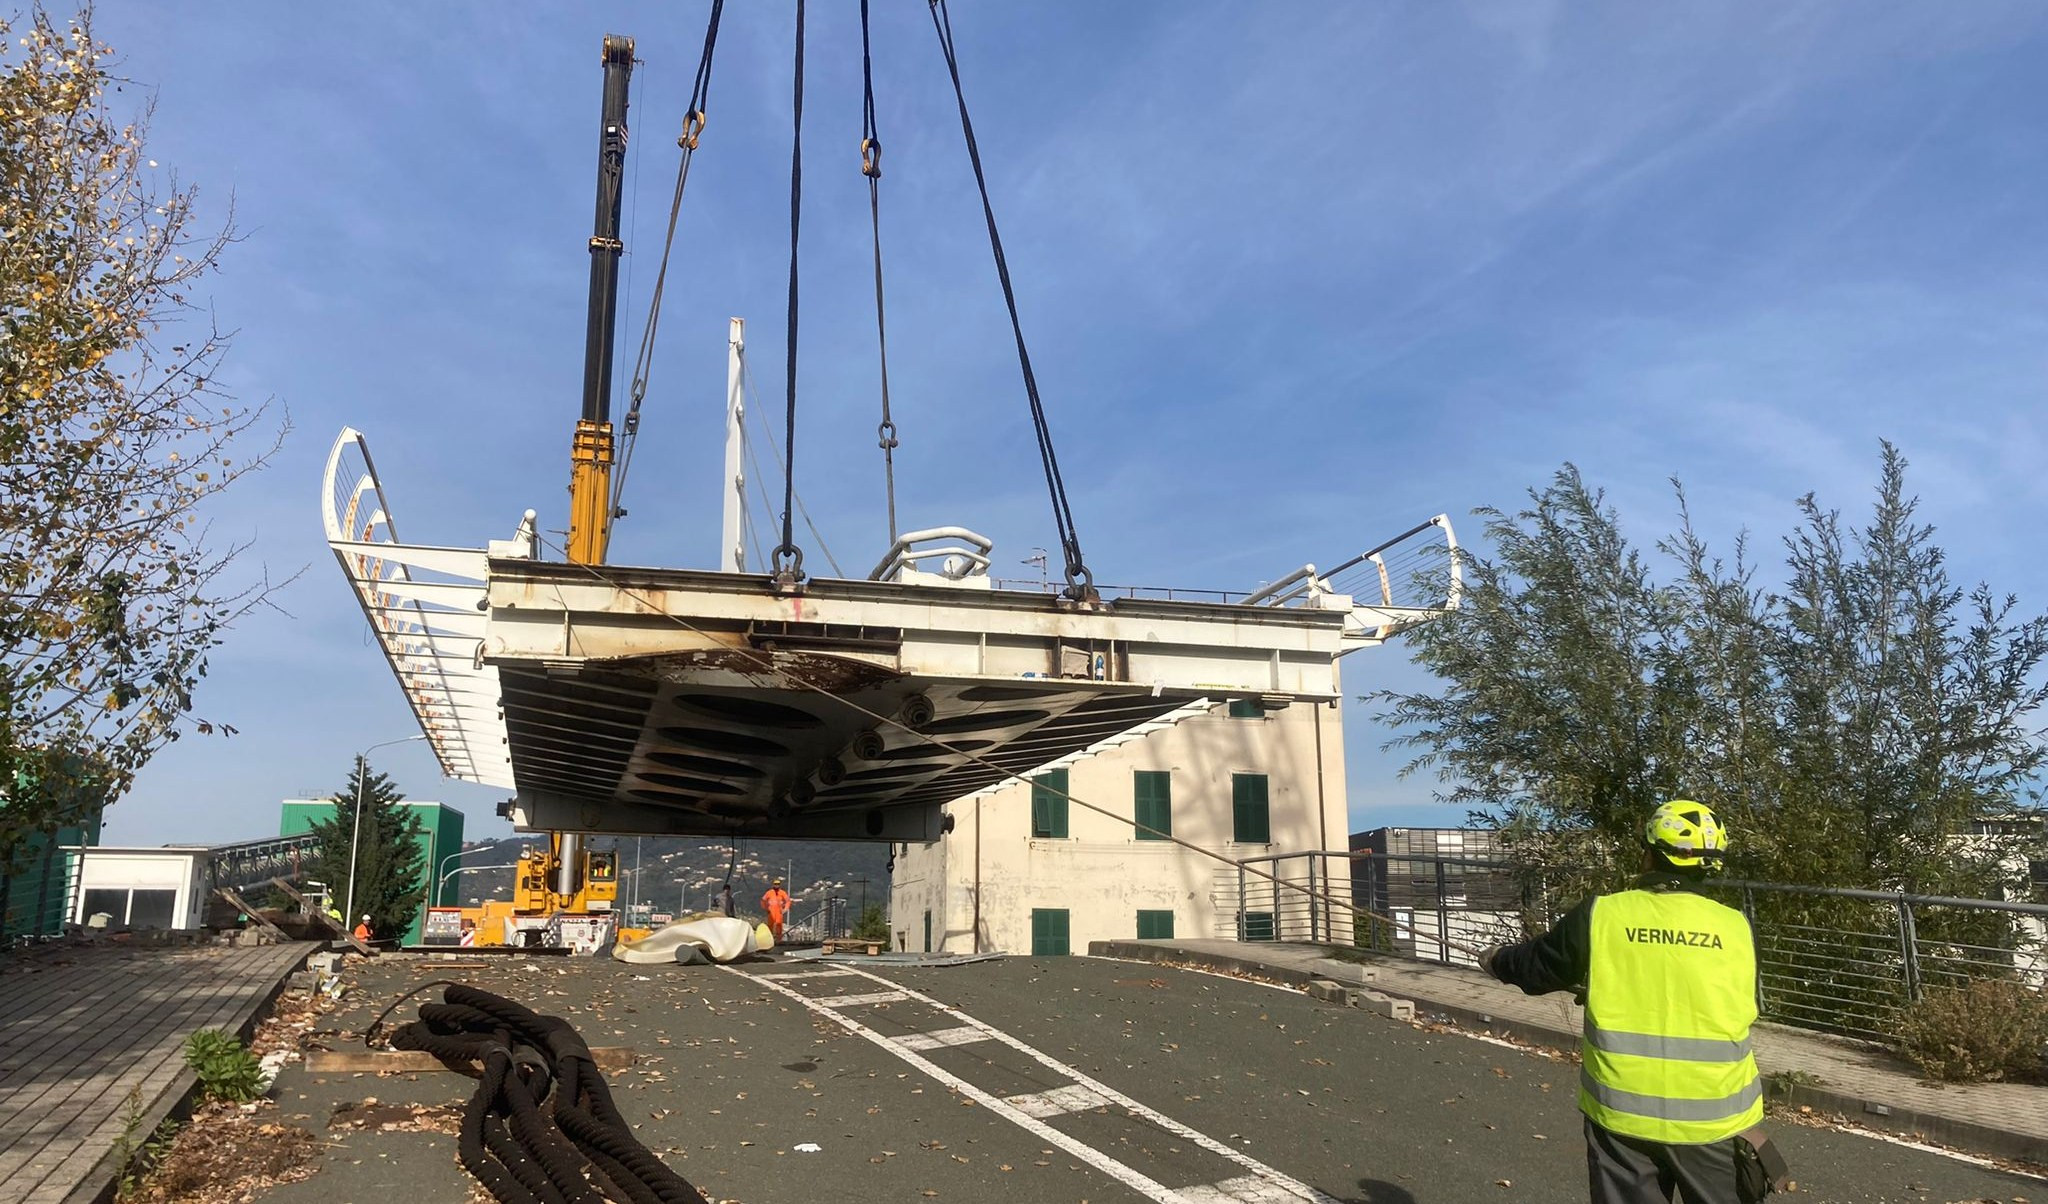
[762, 882, 791, 942]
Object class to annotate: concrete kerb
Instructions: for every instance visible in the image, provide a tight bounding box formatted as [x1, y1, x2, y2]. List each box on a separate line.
[1088, 939, 2048, 1169]
[71, 946, 311, 1204]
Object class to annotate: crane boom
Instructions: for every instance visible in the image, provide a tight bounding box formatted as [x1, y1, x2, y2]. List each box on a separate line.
[567, 34, 635, 566]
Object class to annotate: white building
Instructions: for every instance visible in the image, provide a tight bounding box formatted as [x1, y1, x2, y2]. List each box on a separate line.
[69, 846, 214, 930]
[890, 697, 1349, 955]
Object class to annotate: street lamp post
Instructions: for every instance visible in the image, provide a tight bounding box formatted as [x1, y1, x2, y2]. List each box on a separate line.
[439, 863, 518, 901]
[343, 735, 428, 927]
[436, 847, 488, 907]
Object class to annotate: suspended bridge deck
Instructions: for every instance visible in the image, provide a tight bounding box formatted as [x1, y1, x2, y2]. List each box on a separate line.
[325, 428, 1457, 842]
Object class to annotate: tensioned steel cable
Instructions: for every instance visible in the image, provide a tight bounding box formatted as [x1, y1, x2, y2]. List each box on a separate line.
[771, 0, 808, 583]
[926, 0, 1095, 601]
[860, 0, 901, 544]
[613, 0, 728, 518]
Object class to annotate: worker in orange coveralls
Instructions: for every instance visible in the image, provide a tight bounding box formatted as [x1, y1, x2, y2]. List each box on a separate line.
[353, 914, 373, 942]
[761, 878, 791, 942]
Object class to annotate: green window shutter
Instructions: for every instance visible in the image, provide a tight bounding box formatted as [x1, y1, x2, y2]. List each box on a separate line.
[1136, 909, 1175, 939]
[1232, 773, 1271, 844]
[1133, 771, 1171, 840]
[1032, 908, 1071, 955]
[1031, 769, 1069, 838]
[1227, 699, 1265, 719]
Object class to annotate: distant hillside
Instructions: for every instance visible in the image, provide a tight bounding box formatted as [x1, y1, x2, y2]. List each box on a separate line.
[443, 834, 892, 920]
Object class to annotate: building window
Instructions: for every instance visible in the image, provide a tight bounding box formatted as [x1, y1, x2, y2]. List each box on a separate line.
[1031, 908, 1071, 956]
[1227, 699, 1266, 720]
[1133, 770, 1171, 840]
[1239, 911, 1275, 941]
[1031, 769, 1070, 839]
[1232, 773, 1271, 844]
[923, 909, 933, 953]
[1136, 909, 1175, 939]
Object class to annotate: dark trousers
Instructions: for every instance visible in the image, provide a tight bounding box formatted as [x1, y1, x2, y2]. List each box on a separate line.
[1585, 1117, 1743, 1204]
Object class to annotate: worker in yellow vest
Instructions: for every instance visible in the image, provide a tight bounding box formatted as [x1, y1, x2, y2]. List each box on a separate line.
[1479, 801, 1785, 1203]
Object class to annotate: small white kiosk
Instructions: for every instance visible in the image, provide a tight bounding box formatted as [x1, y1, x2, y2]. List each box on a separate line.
[69, 846, 212, 930]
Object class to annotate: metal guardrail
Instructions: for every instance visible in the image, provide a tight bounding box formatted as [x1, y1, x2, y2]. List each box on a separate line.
[784, 897, 850, 943]
[1233, 850, 2048, 1046]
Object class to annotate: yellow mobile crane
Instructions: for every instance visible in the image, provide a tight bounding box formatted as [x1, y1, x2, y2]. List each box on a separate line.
[457, 35, 640, 949]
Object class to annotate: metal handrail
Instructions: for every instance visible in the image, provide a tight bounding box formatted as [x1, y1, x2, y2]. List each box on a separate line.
[868, 527, 993, 582]
[1240, 847, 2048, 1047]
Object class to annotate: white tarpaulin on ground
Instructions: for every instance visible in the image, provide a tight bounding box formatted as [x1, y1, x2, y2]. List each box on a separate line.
[612, 914, 771, 964]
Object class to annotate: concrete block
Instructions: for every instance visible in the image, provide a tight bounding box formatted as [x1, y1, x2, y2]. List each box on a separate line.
[1307, 979, 1350, 1004]
[1355, 989, 1416, 1021]
[1311, 958, 1379, 985]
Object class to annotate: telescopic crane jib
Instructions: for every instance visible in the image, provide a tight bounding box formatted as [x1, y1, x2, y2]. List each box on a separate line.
[567, 34, 635, 567]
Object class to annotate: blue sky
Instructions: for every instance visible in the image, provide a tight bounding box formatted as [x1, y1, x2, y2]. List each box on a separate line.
[93, 2, 2048, 846]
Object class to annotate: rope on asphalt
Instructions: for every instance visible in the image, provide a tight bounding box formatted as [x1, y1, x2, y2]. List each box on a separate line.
[383, 983, 702, 1204]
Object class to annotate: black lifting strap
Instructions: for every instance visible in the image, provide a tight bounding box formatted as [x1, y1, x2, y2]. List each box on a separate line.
[772, 0, 808, 585]
[613, 0, 727, 519]
[861, 0, 901, 545]
[927, 0, 1095, 600]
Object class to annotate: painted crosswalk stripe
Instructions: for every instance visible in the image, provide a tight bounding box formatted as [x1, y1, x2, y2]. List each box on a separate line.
[893, 1025, 991, 1052]
[815, 990, 908, 1007]
[1005, 1083, 1112, 1119]
[831, 965, 1341, 1204]
[1177, 1175, 1327, 1204]
[727, 967, 1192, 1204]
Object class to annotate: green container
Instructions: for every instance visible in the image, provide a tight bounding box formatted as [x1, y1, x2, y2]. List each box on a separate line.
[280, 799, 465, 946]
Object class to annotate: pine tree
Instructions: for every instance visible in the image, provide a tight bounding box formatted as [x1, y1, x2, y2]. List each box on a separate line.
[304, 761, 426, 939]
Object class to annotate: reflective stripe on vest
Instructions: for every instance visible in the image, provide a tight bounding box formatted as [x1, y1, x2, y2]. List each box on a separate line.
[1580, 888, 1762, 1144]
[1583, 1024, 1752, 1063]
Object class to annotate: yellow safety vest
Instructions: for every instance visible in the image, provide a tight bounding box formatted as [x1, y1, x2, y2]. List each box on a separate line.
[1580, 888, 1762, 1144]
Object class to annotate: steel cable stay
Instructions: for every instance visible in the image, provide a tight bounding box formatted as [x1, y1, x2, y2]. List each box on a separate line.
[860, 0, 903, 544]
[927, 0, 1096, 602]
[526, 529, 1491, 960]
[611, 0, 727, 522]
[770, 0, 808, 585]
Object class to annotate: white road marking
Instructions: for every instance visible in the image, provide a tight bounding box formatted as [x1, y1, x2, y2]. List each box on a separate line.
[813, 989, 907, 1007]
[1005, 1083, 1111, 1118]
[752, 967, 859, 980]
[893, 1025, 991, 1052]
[727, 966, 1195, 1204]
[832, 965, 1342, 1204]
[1178, 1174, 1327, 1204]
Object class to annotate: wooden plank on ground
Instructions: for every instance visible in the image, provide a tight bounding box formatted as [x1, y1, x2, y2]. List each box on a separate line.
[304, 1046, 636, 1073]
[212, 887, 290, 941]
[267, 878, 373, 955]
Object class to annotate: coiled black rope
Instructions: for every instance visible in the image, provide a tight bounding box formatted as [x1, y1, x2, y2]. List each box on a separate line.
[385, 984, 701, 1204]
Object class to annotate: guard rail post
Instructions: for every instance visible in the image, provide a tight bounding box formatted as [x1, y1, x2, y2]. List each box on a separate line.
[1236, 863, 1247, 941]
[1897, 895, 1922, 1003]
[1435, 859, 1450, 964]
[1741, 885, 1762, 1013]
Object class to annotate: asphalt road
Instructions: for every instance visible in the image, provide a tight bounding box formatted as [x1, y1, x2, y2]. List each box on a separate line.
[264, 953, 2045, 1204]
